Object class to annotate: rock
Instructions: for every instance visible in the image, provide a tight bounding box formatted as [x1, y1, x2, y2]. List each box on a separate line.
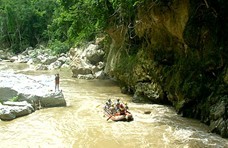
[70, 43, 106, 79]
[97, 62, 105, 69]
[0, 87, 18, 102]
[77, 74, 94, 79]
[210, 101, 225, 120]
[27, 58, 34, 65]
[86, 48, 104, 65]
[0, 72, 67, 120]
[61, 63, 70, 69]
[17, 55, 30, 63]
[48, 61, 62, 70]
[0, 102, 34, 120]
[92, 66, 100, 74]
[144, 111, 151, 114]
[58, 56, 67, 64]
[94, 70, 106, 79]
[72, 67, 92, 77]
[35, 64, 48, 70]
[41, 56, 58, 65]
[133, 82, 164, 103]
[0, 107, 16, 120]
[40, 91, 66, 107]
[9, 56, 18, 62]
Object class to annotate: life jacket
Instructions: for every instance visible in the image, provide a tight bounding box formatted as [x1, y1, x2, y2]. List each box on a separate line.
[119, 104, 126, 115]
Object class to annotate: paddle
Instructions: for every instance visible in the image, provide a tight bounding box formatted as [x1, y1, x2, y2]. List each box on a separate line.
[104, 108, 114, 121]
[96, 104, 101, 108]
[106, 115, 113, 121]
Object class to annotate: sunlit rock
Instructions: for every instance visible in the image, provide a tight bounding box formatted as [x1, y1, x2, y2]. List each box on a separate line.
[94, 70, 105, 79]
[0, 72, 66, 121]
[72, 67, 92, 77]
[41, 56, 58, 65]
[48, 60, 62, 70]
[35, 64, 48, 70]
[58, 56, 67, 64]
[77, 74, 94, 79]
[0, 101, 34, 120]
[61, 63, 70, 69]
[9, 56, 18, 62]
[70, 43, 105, 79]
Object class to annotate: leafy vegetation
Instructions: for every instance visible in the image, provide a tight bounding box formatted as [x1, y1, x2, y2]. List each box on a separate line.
[0, 0, 141, 54]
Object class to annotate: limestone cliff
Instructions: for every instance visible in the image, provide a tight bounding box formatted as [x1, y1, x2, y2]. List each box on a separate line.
[104, 0, 228, 137]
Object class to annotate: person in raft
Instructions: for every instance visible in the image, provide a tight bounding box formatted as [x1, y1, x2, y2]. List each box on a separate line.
[55, 73, 60, 92]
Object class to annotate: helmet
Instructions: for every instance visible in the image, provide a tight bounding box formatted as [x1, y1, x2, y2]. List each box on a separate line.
[120, 104, 124, 108]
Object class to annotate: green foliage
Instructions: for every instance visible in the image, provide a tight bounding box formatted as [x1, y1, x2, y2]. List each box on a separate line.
[48, 40, 69, 54]
[116, 50, 137, 74]
[0, 0, 143, 54]
[9, 96, 19, 102]
[0, 0, 57, 53]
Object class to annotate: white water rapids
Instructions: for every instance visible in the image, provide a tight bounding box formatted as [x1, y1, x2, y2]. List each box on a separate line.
[0, 62, 227, 148]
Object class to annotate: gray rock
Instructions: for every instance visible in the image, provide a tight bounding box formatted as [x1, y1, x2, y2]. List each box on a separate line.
[0, 72, 66, 120]
[77, 74, 94, 79]
[72, 67, 92, 77]
[48, 60, 63, 70]
[0, 87, 18, 102]
[0, 102, 34, 120]
[0, 107, 16, 120]
[41, 56, 58, 65]
[58, 56, 67, 64]
[94, 70, 105, 79]
[35, 64, 48, 70]
[70, 43, 105, 79]
[9, 56, 18, 62]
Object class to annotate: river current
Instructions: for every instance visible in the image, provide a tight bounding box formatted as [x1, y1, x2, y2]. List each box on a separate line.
[0, 62, 227, 148]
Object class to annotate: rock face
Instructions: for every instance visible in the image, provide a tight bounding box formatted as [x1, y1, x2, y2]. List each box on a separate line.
[104, 0, 228, 137]
[0, 72, 66, 120]
[70, 43, 106, 79]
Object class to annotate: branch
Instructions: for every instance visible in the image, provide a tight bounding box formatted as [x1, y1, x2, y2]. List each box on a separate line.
[203, 0, 209, 8]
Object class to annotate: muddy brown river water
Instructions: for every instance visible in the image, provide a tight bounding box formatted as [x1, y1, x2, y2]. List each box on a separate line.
[0, 62, 227, 148]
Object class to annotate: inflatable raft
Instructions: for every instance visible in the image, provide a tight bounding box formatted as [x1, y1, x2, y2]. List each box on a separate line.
[107, 112, 134, 122]
[104, 108, 134, 122]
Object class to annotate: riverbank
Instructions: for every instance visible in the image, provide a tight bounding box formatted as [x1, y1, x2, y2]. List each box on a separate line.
[0, 61, 227, 147]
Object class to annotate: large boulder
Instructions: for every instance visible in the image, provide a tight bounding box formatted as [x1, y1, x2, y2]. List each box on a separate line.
[0, 72, 66, 120]
[41, 56, 58, 65]
[70, 43, 106, 79]
[85, 44, 104, 65]
[0, 101, 34, 120]
[72, 67, 92, 77]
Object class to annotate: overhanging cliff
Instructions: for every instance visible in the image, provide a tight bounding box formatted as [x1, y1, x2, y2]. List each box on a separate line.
[104, 0, 228, 138]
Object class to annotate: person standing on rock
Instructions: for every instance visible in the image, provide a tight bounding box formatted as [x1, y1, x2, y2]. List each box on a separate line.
[55, 73, 60, 92]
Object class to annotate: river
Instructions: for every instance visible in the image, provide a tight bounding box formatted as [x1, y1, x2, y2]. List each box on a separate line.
[0, 61, 227, 148]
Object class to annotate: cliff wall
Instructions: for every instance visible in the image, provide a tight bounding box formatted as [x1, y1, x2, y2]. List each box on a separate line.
[104, 0, 228, 137]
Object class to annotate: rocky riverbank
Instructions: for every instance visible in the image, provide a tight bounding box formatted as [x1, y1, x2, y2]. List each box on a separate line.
[0, 41, 106, 79]
[0, 71, 66, 120]
[0, 41, 107, 120]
